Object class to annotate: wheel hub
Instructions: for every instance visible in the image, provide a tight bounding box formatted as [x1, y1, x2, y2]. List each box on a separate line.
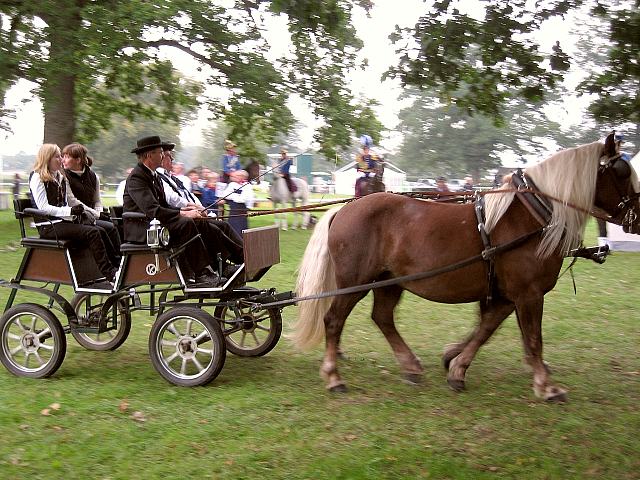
[240, 314, 256, 331]
[21, 333, 39, 352]
[177, 336, 197, 359]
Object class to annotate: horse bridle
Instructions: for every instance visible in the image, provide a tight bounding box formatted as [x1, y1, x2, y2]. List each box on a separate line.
[597, 152, 640, 231]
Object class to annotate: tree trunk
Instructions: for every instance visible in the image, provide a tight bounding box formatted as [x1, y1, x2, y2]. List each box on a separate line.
[41, 2, 80, 147]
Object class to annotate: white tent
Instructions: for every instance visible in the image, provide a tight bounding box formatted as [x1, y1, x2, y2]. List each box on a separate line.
[602, 151, 640, 251]
[332, 161, 406, 195]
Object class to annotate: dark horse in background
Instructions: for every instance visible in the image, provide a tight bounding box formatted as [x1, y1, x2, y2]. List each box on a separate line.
[245, 160, 261, 184]
[291, 133, 640, 401]
[355, 161, 385, 197]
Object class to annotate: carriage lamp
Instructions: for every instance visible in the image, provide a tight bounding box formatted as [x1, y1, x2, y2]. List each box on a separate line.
[147, 218, 170, 248]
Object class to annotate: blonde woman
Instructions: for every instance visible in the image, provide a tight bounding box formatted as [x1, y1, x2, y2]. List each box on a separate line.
[62, 142, 121, 266]
[29, 144, 117, 283]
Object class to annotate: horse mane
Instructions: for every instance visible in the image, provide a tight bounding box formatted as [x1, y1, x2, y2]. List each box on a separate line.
[484, 141, 605, 258]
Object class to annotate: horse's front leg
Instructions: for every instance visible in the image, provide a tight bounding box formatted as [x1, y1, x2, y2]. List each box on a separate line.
[516, 297, 567, 402]
[446, 298, 514, 391]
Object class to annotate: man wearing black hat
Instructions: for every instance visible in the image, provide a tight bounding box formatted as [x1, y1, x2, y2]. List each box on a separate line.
[123, 135, 227, 286]
[157, 141, 244, 275]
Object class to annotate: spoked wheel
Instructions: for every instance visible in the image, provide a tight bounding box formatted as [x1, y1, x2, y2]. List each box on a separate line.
[70, 293, 132, 351]
[149, 307, 226, 387]
[214, 303, 282, 357]
[0, 303, 66, 378]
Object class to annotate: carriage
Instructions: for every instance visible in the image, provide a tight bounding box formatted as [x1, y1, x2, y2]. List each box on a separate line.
[0, 199, 293, 387]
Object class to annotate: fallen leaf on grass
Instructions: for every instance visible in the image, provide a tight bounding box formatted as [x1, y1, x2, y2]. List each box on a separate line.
[131, 411, 146, 422]
[119, 400, 129, 412]
[40, 408, 51, 416]
[344, 434, 358, 441]
[50, 403, 61, 411]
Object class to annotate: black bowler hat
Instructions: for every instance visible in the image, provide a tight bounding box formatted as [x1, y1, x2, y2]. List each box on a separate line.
[131, 135, 165, 154]
[162, 141, 176, 151]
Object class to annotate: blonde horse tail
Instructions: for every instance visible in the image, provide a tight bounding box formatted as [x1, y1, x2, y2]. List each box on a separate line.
[289, 206, 341, 351]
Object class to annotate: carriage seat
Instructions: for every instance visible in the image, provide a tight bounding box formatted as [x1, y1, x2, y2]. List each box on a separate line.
[14, 199, 76, 250]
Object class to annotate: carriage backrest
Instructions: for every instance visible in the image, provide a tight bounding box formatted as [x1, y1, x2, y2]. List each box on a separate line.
[14, 198, 36, 239]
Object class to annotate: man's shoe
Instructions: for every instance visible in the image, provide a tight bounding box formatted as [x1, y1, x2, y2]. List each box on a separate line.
[194, 271, 226, 287]
[223, 263, 242, 279]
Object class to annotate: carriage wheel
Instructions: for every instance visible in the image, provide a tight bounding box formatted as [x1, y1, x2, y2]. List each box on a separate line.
[70, 293, 132, 351]
[0, 303, 66, 379]
[213, 304, 282, 357]
[149, 307, 226, 387]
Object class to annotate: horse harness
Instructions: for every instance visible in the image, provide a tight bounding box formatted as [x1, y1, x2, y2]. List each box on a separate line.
[474, 169, 552, 303]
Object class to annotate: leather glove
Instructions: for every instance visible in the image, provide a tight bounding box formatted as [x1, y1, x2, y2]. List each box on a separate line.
[70, 204, 84, 217]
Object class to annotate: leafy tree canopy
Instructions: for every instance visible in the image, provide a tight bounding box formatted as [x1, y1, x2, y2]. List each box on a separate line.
[0, 0, 381, 157]
[387, 0, 638, 130]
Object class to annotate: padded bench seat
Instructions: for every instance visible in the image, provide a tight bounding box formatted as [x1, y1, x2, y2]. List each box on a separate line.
[21, 237, 74, 249]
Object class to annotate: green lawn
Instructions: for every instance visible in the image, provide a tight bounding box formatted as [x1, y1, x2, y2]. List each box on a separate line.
[0, 208, 638, 479]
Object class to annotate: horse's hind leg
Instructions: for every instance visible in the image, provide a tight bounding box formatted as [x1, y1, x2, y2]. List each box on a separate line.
[446, 297, 514, 391]
[371, 286, 424, 384]
[321, 292, 368, 392]
[515, 298, 567, 402]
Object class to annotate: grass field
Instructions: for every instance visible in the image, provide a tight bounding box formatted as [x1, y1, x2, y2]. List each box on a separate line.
[0, 207, 638, 479]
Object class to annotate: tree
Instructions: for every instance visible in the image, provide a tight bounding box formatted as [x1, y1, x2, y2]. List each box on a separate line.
[393, 88, 572, 179]
[579, 1, 640, 145]
[86, 115, 181, 183]
[0, 0, 381, 156]
[387, 0, 638, 132]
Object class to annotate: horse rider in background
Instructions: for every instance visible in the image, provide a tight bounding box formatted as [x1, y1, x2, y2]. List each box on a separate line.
[354, 134, 381, 197]
[221, 139, 240, 183]
[278, 147, 297, 193]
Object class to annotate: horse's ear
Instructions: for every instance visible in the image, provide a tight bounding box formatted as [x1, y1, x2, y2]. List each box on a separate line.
[604, 132, 616, 156]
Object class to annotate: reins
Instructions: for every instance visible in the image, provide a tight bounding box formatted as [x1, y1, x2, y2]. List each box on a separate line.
[216, 187, 620, 225]
[253, 228, 545, 311]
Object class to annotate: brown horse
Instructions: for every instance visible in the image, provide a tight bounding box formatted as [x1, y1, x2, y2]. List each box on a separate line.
[291, 133, 640, 401]
[357, 162, 386, 198]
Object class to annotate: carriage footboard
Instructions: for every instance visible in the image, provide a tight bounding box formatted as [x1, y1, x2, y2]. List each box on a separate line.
[242, 226, 280, 282]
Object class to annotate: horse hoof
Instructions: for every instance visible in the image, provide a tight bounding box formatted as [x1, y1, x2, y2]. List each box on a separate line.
[402, 373, 423, 386]
[447, 378, 465, 392]
[329, 383, 348, 393]
[544, 387, 568, 403]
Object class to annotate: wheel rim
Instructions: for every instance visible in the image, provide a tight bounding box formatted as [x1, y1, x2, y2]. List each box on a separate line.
[154, 314, 220, 381]
[219, 305, 276, 352]
[2, 311, 57, 374]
